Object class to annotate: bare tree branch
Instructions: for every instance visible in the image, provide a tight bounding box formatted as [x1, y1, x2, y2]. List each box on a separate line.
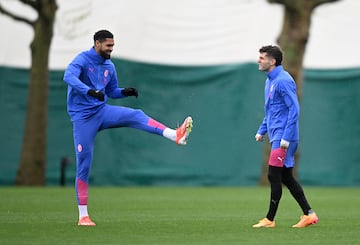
[313, 0, 341, 9]
[0, 3, 34, 26]
[19, 0, 39, 10]
[269, 0, 341, 10]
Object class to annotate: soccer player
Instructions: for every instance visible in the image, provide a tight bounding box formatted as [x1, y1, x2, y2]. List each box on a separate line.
[63, 30, 193, 226]
[252, 45, 318, 228]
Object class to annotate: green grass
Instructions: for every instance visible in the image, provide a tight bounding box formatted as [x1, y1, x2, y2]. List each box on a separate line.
[0, 187, 359, 245]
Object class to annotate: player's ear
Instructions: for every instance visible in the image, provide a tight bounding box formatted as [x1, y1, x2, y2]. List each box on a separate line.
[270, 58, 276, 66]
[94, 40, 101, 48]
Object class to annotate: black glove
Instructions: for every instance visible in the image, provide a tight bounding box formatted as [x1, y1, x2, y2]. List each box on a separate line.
[121, 87, 138, 98]
[87, 89, 105, 101]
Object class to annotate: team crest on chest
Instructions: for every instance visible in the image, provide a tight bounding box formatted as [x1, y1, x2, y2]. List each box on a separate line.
[103, 69, 109, 84]
[269, 84, 274, 99]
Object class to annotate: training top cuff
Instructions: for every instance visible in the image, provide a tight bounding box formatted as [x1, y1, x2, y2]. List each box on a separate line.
[280, 139, 290, 148]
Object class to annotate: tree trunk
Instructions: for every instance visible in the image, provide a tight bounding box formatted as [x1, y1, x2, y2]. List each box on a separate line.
[259, 0, 340, 185]
[16, 0, 57, 186]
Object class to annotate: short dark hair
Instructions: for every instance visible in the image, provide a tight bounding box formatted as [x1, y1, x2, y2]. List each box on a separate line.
[93, 30, 113, 42]
[259, 45, 283, 66]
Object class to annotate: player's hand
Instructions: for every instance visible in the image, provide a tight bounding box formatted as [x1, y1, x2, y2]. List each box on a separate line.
[255, 134, 264, 142]
[122, 87, 138, 98]
[87, 89, 105, 101]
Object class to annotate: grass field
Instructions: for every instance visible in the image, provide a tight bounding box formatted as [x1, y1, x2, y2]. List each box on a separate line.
[0, 187, 359, 245]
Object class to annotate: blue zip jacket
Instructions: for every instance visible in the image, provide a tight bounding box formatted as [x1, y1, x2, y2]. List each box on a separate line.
[257, 65, 300, 143]
[63, 47, 125, 121]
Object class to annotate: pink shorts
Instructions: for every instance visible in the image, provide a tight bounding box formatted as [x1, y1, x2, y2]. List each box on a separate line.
[269, 148, 287, 167]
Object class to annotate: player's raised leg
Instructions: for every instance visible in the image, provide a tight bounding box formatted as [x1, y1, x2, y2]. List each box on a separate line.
[100, 105, 193, 145]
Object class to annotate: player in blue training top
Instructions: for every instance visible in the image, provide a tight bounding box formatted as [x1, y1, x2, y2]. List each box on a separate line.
[252, 45, 318, 228]
[63, 30, 193, 226]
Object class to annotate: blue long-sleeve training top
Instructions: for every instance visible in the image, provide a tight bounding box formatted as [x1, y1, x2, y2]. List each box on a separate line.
[63, 47, 125, 121]
[257, 65, 300, 143]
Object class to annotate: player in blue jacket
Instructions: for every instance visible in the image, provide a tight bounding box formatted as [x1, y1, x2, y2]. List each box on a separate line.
[63, 30, 193, 226]
[252, 45, 318, 228]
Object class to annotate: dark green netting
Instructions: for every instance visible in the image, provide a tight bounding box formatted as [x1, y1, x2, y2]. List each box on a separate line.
[0, 62, 359, 186]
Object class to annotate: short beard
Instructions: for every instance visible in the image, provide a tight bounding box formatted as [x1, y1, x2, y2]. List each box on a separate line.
[100, 50, 111, 59]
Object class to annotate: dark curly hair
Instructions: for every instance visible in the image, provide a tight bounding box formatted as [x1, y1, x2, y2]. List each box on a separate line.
[259, 45, 283, 66]
[93, 30, 113, 43]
